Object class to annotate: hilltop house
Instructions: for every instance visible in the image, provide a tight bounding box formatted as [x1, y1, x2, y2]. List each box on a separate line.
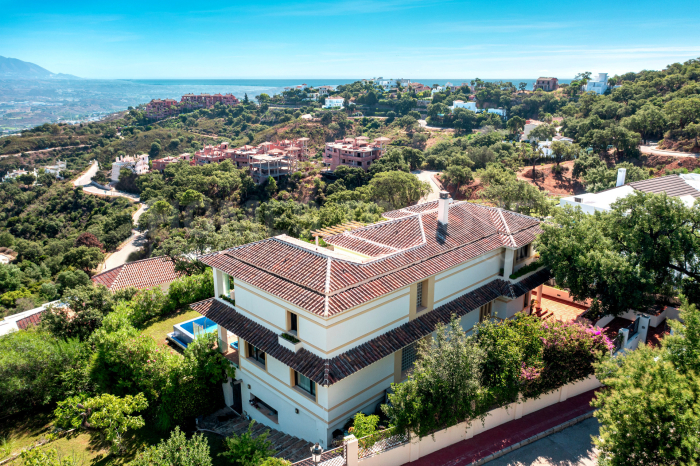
[190, 193, 549, 448]
[323, 97, 345, 109]
[585, 73, 609, 95]
[2, 168, 37, 183]
[111, 154, 149, 182]
[323, 136, 390, 171]
[534, 77, 559, 91]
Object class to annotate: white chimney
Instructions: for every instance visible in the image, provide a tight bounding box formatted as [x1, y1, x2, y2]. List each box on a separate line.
[616, 168, 627, 187]
[438, 191, 450, 225]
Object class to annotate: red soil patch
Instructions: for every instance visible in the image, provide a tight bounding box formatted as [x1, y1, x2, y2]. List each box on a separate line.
[645, 154, 700, 174]
[516, 161, 585, 196]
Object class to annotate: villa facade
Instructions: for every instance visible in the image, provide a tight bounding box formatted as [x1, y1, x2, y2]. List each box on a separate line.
[111, 154, 149, 181]
[191, 193, 550, 448]
[323, 136, 390, 171]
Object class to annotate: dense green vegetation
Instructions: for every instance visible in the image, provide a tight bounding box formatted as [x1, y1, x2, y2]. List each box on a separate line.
[0, 179, 135, 317]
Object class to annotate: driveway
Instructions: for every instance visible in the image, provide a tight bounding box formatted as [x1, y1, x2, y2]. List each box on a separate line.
[413, 169, 442, 202]
[640, 144, 698, 158]
[418, 119, 448, 131]
[73, 160, 99, 186]
[483, 418, 599, 466]
[101, 203, 148, 271]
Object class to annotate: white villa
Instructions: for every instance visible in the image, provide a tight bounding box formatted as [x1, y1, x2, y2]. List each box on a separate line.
[2, 168, 37, 183]
[111, 154, 149, 182]
[451, 100, 477, 112]
[191, 193, 549, 448]
[585, 73, 609, 95]
[323, 97, 345, 109]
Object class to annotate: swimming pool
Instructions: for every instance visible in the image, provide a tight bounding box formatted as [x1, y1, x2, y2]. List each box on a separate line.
[170, 316, 218, 348]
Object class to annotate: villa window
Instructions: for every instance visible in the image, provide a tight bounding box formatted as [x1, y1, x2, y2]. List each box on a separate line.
[516, 244, 530, 262]
[246, 342, 266, 366]
[401, 342, 418, 372]
[479, 301, 493, 322]
[288, 311, 298, 334]
[294, 371, 316, 396]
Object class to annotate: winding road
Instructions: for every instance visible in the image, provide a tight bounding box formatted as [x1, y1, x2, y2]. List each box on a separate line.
[413, 169, 442, 202]
[73, 161, 147, 272]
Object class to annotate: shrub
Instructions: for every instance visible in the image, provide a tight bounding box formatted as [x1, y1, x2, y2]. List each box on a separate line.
[0, 329, 83, 417]
[349, 412, 379, 439]
[259, 459, 290, 466]
[20, 448, 80, 466]
[129, 426, 212, 466]
[219, 421, 276, 466]
[54, 392, 148, 453]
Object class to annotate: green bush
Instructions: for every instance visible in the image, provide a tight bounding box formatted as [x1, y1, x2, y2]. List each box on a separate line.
[219, 421, 276, 466]
[0, 329, 84, 417]
[129, 426, 212, 466]
[20, 448, 80, 466]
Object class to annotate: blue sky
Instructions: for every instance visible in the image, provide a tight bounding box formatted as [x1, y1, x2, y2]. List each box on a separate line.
[1, 0, 699, 79]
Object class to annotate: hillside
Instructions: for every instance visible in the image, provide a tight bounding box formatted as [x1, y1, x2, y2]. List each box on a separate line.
[0, 56, 79, 79]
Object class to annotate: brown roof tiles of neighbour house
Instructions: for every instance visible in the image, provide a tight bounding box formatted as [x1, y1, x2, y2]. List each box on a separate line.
[16, 310, 46, 330]
[200, 201, 541, 316]
[628, 175, 700, 198]
[91, 256, 181, 291]
[191, 269, 549, 386]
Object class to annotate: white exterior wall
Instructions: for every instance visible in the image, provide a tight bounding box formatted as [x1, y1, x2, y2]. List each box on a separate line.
[451, 100, 477, 112]
[433, 251, 502, 307]
[238, 358, 328, 446]
[211, 242, 542, 448]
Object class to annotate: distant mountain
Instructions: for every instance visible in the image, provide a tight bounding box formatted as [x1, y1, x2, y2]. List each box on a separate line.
[0, 56, 80, 79]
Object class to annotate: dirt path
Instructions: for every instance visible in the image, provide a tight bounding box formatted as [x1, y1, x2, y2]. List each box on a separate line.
[1, 144, 89, 158]
[640, 144, 698, 158]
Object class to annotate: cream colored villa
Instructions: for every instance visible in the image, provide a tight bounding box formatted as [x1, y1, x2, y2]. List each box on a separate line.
[191, 193, 549, 447]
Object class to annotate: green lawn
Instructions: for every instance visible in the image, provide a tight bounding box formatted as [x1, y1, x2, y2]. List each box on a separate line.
[139, 308, 201, 346]
[1, 408, 230, 465]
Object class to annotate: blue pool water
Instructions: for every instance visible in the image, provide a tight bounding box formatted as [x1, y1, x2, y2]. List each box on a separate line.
[172, 316, 218, 347]
[179, 317, 217, 336]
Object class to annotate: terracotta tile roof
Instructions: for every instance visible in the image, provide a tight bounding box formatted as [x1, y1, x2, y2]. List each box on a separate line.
[191, 269, 550, 386]
[200, 201, 541, 316]
[16, 310, 46, 330]
[91, 256, 181, 291]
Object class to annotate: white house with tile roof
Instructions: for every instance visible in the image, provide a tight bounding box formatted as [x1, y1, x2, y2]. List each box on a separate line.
[192, 193, 550, 447]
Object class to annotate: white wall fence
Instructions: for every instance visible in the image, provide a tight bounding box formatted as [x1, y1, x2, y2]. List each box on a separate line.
[293, 375, 601, 466]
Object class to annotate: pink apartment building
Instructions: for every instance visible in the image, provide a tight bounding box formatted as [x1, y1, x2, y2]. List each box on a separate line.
[146, 93, 240, 119]
[152, 153, 192, 172]
[194, 138, 310, 170]
[323, 136, 391, 171]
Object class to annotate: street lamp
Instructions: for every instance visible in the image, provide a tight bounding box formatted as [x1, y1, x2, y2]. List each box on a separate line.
[310, 443, 323, 465]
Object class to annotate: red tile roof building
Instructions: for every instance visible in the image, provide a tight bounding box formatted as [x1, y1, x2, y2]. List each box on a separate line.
[91, 256, 181, 292]
[192, 194, 549, 448]
[534, 77, 559, 91]
[146, 93, 240, 119]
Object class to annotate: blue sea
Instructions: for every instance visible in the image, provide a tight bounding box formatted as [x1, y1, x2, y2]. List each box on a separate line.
[119, 78, 573, 101]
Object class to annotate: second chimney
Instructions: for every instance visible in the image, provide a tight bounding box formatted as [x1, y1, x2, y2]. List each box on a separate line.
[616, 168, 627, 187]
[438, 191, 450, 225]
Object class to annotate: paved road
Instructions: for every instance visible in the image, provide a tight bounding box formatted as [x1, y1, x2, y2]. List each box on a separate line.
[102, 203, 149, 271]
[413, 169, 442, 202]
[640, 144, 698, 158]
[73, 160, 140, 201]
[483, 418, 599, 466]
[73, 160, 99, 186]
[418, 119, 448, 131]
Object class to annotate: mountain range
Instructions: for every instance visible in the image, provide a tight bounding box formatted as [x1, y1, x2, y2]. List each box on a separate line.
[0, 56, 80, 79]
